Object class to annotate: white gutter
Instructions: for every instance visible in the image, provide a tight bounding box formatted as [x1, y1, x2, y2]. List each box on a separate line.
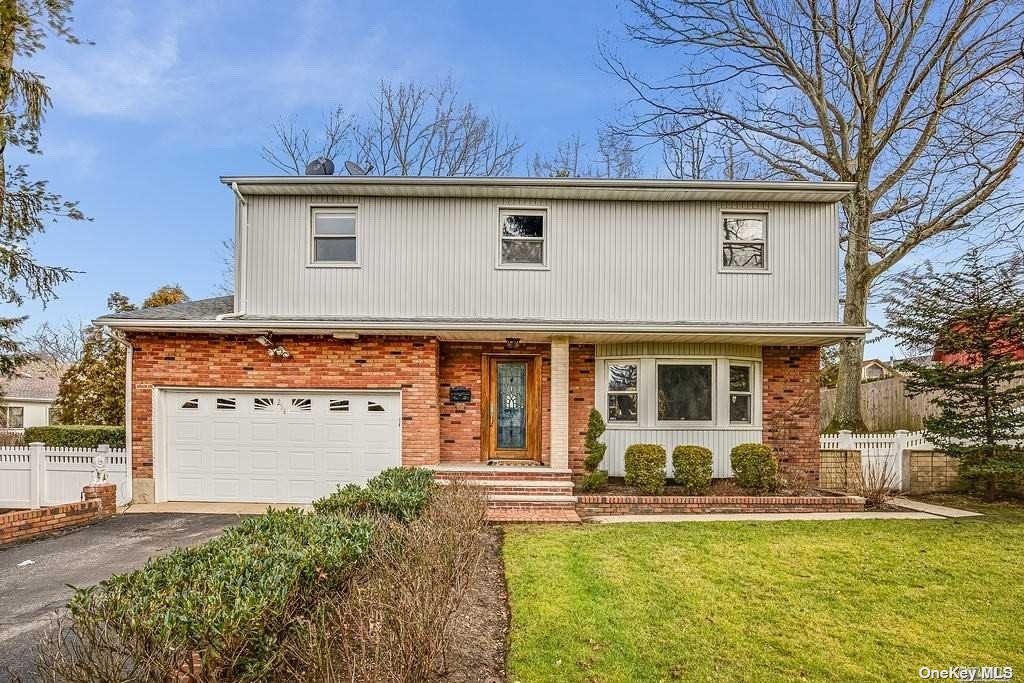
[223, 181, 248, 317]
[98, 317, 870, 337]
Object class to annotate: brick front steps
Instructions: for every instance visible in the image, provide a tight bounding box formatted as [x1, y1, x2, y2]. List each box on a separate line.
[576, 493, 866, 518]
[429, 465, 581, 523]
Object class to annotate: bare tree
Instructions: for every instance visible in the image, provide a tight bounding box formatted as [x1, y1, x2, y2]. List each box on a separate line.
[533, 127, 642, 178]
[260, 106, 353, 174]
[532, 133, 588, 177]
[25, 320, 85, 374]
[607, 0, 1024, 429]
[355, 78, 521, 176]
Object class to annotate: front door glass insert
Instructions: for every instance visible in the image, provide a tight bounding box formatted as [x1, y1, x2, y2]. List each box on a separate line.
[496, 361, 527, 449]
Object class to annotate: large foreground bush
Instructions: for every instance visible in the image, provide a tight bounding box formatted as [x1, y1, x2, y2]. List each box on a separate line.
[29, 468, 487, 683]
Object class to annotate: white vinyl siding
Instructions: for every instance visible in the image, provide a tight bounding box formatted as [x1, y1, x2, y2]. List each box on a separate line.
[240, 196, 839, 323]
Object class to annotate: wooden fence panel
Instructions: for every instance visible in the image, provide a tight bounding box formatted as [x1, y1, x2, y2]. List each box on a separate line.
[821, 375, 1024, 432]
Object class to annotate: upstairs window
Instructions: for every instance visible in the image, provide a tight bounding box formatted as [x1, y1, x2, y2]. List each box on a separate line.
[312, 208, 358, 265]
[498, 209, 546, 267]
[721, 213, 767, 270]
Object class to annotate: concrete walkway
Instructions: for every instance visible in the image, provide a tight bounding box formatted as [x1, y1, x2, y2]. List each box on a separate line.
[587, 510, 944, 523]
[890, 497, 983, 518]
[123, 502, 311, 514]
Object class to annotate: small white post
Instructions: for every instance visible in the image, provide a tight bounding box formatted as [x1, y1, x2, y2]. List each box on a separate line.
[28, 442, 45, 509]
[838, 429, 854, 452]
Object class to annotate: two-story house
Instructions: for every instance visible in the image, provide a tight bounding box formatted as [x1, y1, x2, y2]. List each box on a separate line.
[98, 176, 866, 518]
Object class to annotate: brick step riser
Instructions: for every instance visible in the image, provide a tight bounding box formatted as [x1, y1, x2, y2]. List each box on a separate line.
[438, 482, 574, 496]
[432, 470, 573, 482]
[486, 502, 578, 512]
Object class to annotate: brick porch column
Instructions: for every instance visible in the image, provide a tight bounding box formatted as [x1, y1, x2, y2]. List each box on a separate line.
[550, 336, 570, 470]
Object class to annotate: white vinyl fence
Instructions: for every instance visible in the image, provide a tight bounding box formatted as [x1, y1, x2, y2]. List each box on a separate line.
[820, 429, 932, 489]
[0, 443, 128, 509]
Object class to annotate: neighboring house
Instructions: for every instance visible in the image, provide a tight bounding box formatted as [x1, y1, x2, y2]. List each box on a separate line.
[96, 176, 867, 507]
[861, 358, 896, 381]
[0, 361, 61, 431]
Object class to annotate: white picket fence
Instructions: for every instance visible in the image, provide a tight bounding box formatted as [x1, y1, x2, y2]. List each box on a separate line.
[820, 429, 933, 489]
[0, 443, 128, 509]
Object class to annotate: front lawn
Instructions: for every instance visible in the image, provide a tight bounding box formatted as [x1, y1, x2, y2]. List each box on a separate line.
[504, 497, 1024, 682]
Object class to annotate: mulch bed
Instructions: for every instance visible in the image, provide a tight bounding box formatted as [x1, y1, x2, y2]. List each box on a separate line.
[584, 477, 842, 498]
[439, 526, 508, 682]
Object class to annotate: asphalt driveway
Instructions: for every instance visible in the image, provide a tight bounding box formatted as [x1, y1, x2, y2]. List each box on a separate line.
[0, 512, 242, 680]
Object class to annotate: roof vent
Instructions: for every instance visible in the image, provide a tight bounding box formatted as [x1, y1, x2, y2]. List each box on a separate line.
[304, 157, 335, 176]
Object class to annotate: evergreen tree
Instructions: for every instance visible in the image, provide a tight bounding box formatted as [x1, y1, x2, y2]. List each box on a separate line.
[1, 1, 88, 377]
[53, 286, 187, 424]
[885, 250, 1024, 498]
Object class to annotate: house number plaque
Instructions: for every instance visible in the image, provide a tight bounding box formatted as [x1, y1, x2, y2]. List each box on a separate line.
[449, 386, 472, 403]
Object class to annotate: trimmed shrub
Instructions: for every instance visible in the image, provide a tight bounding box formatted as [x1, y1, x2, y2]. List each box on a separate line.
[313, 466, 436, 520]
[672, 445, 713, 494]
[579, 469, 609, 492]
[583, 409, 608, 471]
[22, 425, 125, 449]
[65, 509, 374, 680]
[730, 443, 779, 493]
[624, 444, 667, 494]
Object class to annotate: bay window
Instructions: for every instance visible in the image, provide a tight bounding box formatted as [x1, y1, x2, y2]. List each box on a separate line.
[601, 357, 760, 428]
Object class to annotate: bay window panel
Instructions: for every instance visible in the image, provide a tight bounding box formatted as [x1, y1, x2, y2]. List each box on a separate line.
[607, 363, 638, 392]
[729, 365, 751, 392]
[729, 394, 752, 423]
[607, 394, 638, 422]
[657, 364, 712, 422]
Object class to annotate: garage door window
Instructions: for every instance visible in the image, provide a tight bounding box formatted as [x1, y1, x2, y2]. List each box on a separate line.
[291, 398, 312, 412]
[180, 398, 199, 410]
[368, 400, 386, 412]
[330, 399, 350, 412]
[254, 397, 275, 411]
[216, 398, 236, 410]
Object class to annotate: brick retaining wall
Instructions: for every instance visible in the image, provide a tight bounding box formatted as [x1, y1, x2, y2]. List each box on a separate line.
[0, 483, 117, 546]
[576, 493, 865, 517]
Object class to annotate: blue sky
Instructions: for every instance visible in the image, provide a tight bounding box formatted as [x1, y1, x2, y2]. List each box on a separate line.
[13, 0, 899, 356]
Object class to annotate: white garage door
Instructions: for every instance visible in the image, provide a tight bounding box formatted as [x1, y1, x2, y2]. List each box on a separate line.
[162, 390, 401, 503]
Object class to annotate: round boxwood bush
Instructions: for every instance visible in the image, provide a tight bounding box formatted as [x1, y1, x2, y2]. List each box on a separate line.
[730, 443, 779, 493]
[672, 445, 713, 494]
[624, 444, 667, 494]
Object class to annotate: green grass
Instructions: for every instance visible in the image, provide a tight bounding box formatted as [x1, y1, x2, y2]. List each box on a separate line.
[503, 497, 1024, 683]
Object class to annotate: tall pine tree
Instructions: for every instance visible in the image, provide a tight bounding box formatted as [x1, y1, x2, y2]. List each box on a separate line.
[886, 250, 1024, 498]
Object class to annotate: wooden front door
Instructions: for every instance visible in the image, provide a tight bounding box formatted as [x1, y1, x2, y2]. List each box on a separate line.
[482, 355, 541, 461]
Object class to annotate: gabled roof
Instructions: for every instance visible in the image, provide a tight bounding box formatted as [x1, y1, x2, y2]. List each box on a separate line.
[220, 176, 856, 203]
[100, 295, 235, 321]
[0, 361, 62, 402]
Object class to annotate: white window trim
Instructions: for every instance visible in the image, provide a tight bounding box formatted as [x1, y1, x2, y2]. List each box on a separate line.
[604, 359, 640, 425]
[718, 209, 771, 274]
[596, 356, 762, 431]
[308, 205, 361, 268]
[726, 360, 757, 425]
[495, 206, 550, 271]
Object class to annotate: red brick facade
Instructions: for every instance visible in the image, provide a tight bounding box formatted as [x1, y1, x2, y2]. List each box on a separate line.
[568, 344, 595, 471]
[761, 346, 821, 480]
[128, 334, 442, 481]
[126, 335, 824, 496]
[437, 342, 553, 463]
